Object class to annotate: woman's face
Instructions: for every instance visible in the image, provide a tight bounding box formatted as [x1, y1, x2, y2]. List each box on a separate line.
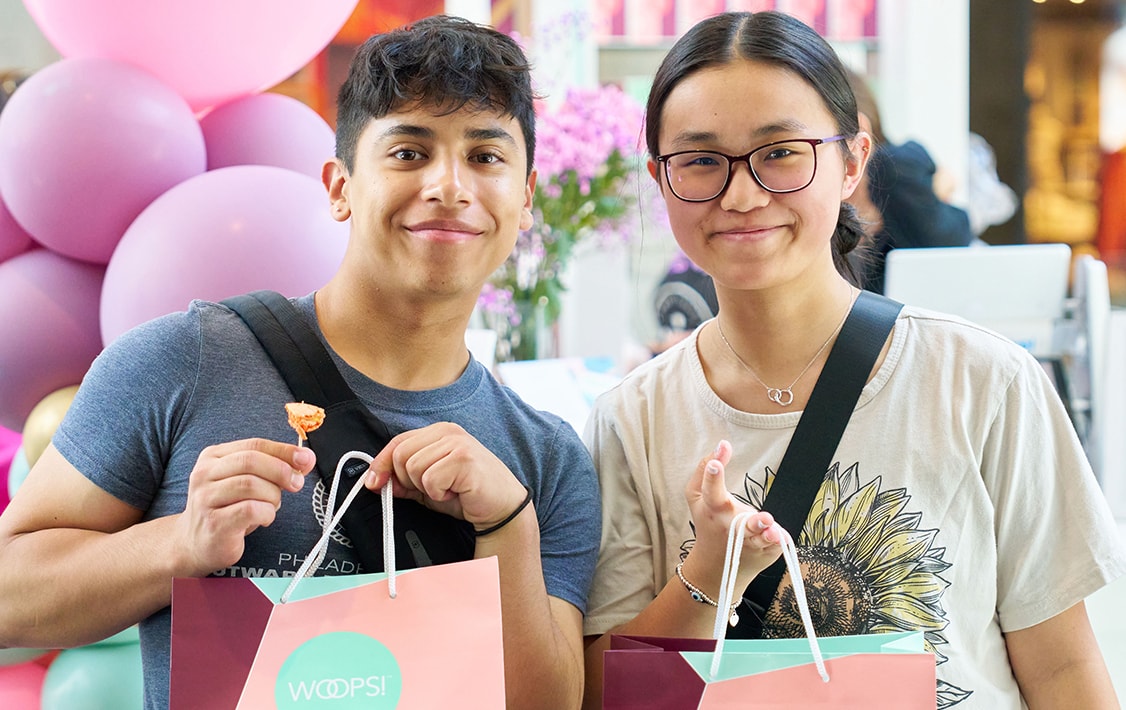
[650, 59, 866, 292]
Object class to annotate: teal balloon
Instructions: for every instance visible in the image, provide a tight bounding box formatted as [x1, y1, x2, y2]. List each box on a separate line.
[94, 625, 139, 647]
[7, 446, 29, 499]
[41, 641, 143, 710]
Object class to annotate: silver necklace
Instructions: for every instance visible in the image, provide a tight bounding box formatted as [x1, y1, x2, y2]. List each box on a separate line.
[715, 288, 856, 407]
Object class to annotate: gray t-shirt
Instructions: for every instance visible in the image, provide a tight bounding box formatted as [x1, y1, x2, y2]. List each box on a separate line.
[53, 295, 601, 710]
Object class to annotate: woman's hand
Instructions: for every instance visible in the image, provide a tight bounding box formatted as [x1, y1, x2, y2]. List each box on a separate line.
[681, 439, 783, 597]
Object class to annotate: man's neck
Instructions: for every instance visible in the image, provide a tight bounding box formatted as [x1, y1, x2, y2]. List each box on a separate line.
[313, 283, 476, 391]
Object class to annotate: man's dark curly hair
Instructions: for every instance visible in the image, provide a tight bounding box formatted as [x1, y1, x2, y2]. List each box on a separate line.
[335, 15, 536, 176]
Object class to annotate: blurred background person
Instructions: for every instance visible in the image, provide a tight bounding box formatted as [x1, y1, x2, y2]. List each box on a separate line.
[846, 67, 975, 294]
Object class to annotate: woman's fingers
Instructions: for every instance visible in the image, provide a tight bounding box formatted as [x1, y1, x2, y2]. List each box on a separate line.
[688, 439, 734, 501]
[701, 457, 730, 508]
[742, 511, 782, 546]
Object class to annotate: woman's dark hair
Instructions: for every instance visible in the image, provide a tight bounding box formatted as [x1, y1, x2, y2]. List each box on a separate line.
[335, 15, 536, 176]
[645, 11, 868, 284]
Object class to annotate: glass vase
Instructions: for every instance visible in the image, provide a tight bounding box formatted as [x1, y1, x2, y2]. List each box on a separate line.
[500, 297, 558, 362]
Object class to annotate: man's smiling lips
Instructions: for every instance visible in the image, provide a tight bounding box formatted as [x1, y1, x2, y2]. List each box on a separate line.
[406, 219, 483, 243]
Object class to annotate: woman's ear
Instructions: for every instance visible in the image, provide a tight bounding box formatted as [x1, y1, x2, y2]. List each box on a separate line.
[647, 158, 665, 195]
[841, 132, 873, 201]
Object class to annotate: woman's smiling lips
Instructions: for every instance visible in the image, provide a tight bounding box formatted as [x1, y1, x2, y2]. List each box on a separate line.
[712, 223, 780, 242]
[406, 219, 483, 243]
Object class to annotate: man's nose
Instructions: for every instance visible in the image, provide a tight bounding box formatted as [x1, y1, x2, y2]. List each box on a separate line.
[422, 156, 470, 204]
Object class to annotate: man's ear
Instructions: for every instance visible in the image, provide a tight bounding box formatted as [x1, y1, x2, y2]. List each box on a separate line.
[520, 169, 538, 232]
[323, 157, 351, 222]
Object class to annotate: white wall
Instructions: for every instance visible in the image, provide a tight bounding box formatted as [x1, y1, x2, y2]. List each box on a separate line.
[0, 0, 57, 71]
[877, 0, 971, 206]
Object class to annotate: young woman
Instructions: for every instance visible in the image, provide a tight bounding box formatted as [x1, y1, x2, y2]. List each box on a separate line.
[582, 11, 1125, 709]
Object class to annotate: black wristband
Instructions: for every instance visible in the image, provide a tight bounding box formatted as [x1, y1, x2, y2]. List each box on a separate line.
[474, 485, 533, 537]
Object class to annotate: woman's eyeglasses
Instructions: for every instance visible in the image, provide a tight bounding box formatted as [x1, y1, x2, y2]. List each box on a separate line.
[656, 135, 846, 202]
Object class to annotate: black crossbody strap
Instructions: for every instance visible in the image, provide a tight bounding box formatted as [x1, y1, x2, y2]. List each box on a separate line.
[731, 290, 902, 639]
[221, 290, 476, 572]
[222, 290, 354, 406]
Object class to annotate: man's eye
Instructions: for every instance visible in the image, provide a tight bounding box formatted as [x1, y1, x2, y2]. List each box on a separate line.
[394, 149, 422, 161]
[472, 152, 503, 165]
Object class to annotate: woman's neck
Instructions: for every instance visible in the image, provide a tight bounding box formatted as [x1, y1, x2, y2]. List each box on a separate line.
[702, 277, 857, 413]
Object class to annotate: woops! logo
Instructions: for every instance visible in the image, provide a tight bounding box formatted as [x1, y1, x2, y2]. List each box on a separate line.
[276, 632, 402, 708]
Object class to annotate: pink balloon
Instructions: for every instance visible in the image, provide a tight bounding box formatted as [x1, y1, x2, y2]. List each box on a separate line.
[0, 193, 34, 264]
[23, 0, 360, 112]
[0, 661, 46, 709]
[0, 58, 205, 264]
[0, 425, 18, 512]
[101, 166, 348, 345]
[0, 250, 105, 431]
[200, 93, 335, 180]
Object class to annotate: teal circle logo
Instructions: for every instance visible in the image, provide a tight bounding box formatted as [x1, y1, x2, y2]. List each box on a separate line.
[275, 632, 402, 708]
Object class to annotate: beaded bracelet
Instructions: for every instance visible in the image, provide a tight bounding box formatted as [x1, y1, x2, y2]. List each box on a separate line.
[474, 485, 533, 537]
[675, 562, 741, 627]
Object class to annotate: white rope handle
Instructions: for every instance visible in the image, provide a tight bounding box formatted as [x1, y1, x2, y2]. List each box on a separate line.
[710, 512, 828, 682]
[280, 450, 395, 603]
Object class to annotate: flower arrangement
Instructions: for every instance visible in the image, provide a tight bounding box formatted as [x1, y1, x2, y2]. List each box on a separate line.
[480, 83, 647, 361]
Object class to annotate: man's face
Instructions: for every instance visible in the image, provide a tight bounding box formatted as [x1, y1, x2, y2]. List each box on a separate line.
[325, 103, 536, 302]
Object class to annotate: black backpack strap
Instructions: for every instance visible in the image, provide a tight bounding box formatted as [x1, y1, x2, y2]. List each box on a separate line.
[730, 290, 903, 638]
[222, 290, 475, 572]
[222, 290, 354, 405]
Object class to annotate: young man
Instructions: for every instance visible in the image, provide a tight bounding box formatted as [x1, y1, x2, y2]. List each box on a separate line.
[0, 16, 599, 710]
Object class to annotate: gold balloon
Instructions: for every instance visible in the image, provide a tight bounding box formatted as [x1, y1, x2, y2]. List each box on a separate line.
[21, 385, 80, 467]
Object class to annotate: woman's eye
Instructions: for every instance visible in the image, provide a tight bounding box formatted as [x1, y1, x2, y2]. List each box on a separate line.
[688, 155, 721, 167]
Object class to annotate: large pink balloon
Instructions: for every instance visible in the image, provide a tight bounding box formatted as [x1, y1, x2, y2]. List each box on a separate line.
[200, 93, 335, 180]
[0, 661, 46, 709]
[101, 166, 348, 345]
[0, 193, 34, 264]
[0, 57, 205, 264]
[23, 0, 360, 112]
[0, 250, 103, 433]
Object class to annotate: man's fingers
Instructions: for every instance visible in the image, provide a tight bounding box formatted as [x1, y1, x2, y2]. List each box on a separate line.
[200, 440, 314, 493]
[205, 438, 315, 471]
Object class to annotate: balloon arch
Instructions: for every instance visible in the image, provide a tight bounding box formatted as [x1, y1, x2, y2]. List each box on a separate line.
[0, 1, 359, 705]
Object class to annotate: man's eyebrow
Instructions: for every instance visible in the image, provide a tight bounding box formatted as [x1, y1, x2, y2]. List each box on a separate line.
[377, 124, 434, 141]
[374, 124, 516, 146]
[466, 127, 517, 145]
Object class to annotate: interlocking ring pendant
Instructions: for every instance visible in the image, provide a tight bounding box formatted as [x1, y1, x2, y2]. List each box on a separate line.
[767, 388, 795, 406]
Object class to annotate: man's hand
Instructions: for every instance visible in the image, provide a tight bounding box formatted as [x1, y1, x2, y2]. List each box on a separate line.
[173, 438, 315, 577]
[363, 422, 527, 532]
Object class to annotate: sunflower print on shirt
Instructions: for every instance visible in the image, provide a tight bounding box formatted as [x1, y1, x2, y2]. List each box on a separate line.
[680, 460, 972, 708]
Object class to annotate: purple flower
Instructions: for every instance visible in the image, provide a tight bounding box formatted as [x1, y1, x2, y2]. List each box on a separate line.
[479, 81, 661, 345]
